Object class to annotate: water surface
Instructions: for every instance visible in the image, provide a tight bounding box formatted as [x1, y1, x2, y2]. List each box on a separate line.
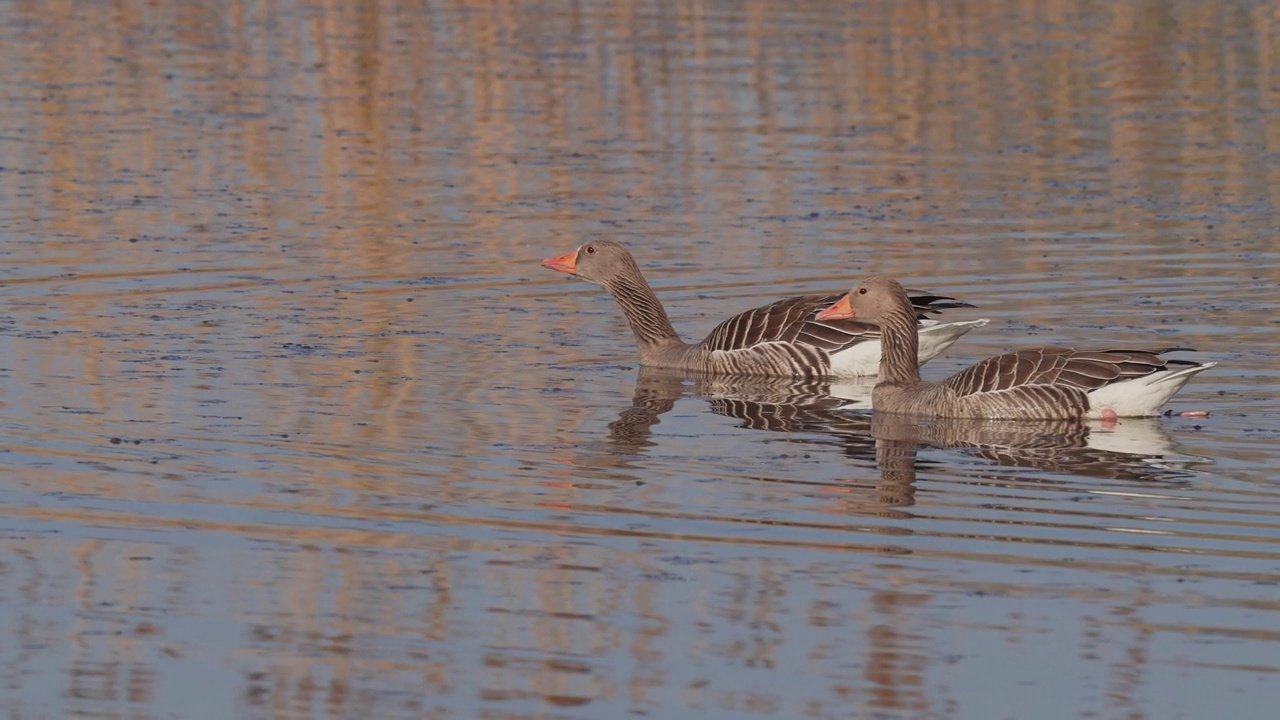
[1, 1, 1278, 718]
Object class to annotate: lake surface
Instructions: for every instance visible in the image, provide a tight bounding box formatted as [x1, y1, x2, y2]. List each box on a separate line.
[1, 0, 1278, 718]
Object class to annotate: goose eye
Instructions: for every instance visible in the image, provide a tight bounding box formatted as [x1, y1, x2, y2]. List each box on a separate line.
[585, 245, 596, 254]
[857, 287, 867, 295]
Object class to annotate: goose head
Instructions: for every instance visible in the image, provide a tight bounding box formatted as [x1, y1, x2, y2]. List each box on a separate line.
[541, 240, 641, 287]
[815, 276, 911, 322]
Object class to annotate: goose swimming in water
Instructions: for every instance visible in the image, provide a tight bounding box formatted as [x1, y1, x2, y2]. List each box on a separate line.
[542, 241, 988, 378]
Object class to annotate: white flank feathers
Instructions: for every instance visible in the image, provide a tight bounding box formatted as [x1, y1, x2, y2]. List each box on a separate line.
[827, 318, 991, 378]
[1084, 361, 1219, 418]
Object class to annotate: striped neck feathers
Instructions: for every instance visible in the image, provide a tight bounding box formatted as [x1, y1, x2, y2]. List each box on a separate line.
[602, 266, 683, 349]
[877, 290, 923, 387]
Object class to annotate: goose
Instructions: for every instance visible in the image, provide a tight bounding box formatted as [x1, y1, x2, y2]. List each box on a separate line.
[542, 241, 989, 378]
[815, 276, 1216, 419]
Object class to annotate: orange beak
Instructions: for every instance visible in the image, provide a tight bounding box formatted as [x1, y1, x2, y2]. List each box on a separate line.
[815, 294, 854, 321]
[541, 248, 579, 275]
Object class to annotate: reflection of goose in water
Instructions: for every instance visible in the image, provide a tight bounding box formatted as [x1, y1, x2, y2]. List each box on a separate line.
[607, 369, 1207, 484]
[869, 412, 1207, 483]
[606, 368, 878, 452]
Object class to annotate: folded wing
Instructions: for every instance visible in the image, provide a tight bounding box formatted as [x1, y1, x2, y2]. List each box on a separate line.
[700, 291, 967, 355]
[943, 346, 1190, 397]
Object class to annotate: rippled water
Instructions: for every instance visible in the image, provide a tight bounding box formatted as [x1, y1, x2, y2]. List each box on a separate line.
[1, 0, 1278, 718]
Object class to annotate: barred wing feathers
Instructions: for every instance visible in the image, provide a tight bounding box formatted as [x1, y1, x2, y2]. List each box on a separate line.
[699, 291, 967, 355]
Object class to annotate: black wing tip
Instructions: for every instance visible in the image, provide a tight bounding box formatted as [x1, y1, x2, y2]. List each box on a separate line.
[910, 294, 977, 316]
[916, 297, 972, 316]
[1092, 346, 1200, 355]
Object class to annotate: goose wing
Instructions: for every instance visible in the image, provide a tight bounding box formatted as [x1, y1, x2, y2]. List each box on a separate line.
[942, 346, 1187, 398]
[700, 291, 968, 355]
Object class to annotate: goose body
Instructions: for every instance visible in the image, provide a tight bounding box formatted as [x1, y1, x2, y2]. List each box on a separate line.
[542, 241, 988, 378]
[815, 276, 1216, 419]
